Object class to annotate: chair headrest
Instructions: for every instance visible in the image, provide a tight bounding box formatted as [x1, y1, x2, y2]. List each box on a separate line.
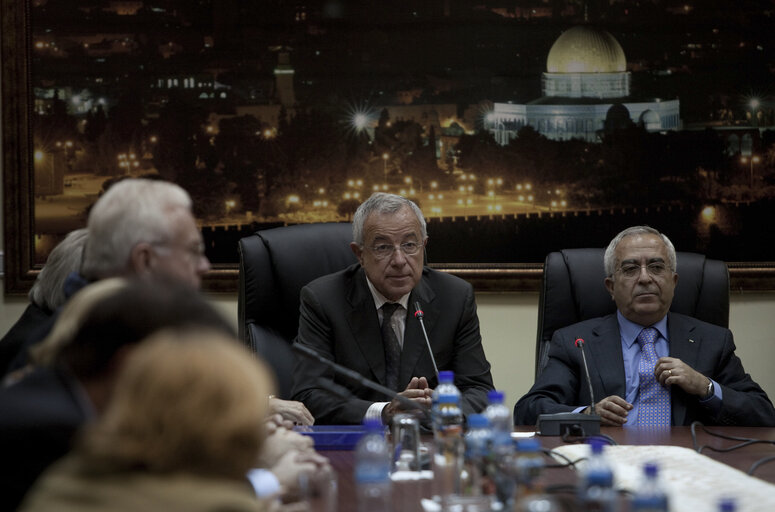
[539, 248, 729, 344]
[239, 223, 357, 341]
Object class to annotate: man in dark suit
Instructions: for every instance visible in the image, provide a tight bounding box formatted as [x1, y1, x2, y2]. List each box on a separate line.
[515, 226, 775, 427]
[292, 193, 494, 425]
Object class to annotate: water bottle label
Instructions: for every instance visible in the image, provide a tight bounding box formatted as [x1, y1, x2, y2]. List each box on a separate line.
[355, 465, 390, 484]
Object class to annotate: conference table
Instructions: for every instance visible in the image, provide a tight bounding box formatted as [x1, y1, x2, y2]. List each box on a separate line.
[315, 426, 775, 512]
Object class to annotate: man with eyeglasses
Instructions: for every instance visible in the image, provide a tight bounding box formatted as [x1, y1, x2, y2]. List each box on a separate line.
[292, 192, 494, 425]
[514, 225, 775, 427]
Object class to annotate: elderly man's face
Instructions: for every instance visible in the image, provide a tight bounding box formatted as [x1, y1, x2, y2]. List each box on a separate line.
[351, 205, 426, 302]
[148, 208, 211, 289]
[604, 233, 678, 327]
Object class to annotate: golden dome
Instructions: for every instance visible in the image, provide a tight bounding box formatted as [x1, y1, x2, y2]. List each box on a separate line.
[546, 26, 626, 73]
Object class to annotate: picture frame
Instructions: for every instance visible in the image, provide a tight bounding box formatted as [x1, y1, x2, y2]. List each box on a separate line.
[3, 1, 774, 294]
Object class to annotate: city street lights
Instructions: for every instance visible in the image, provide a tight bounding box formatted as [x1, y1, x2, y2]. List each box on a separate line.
[382, 153, 389, 185]
[741, 155, 761, 189]
[749, 98, 760, 127]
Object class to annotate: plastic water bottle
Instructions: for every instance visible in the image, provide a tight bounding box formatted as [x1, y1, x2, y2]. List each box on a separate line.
[484, 390, 513, 437]
[432, 393, 464, 502]
[577, 438, 617, 512]
[355, 419, 392, 512]
[515, 438, 544, 497]
[484, 390, 516, 508]
[431, 370, 460, 431]
[630, 462, 668, 512]
[462, 414, 493, 497]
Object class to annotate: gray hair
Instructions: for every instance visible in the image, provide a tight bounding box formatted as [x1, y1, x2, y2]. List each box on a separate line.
[81, 179, 192, 280]
[352, 192, 427, 246]
[604, 225, 677, 277]
[29, 228, 89, 311]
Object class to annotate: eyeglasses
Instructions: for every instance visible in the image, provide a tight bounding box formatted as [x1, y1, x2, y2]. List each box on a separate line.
[368, 241, 422, 260]
[615, 262, 672, 280]
[152, 240, 207, 261]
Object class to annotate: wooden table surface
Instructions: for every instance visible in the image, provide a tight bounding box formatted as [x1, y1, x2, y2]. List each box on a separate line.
[317, 426, 775, 512]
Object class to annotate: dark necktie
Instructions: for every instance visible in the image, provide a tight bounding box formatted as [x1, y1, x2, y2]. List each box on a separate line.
[381, 303, 401, 391]
[637, 327, 671, 426]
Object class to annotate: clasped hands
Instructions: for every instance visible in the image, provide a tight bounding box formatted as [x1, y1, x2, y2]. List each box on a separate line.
[381, 376, 433, 425]
[586, 356, 713, 426]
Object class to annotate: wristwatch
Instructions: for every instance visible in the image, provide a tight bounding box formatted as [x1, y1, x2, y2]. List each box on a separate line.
[704, 379, 714, 399]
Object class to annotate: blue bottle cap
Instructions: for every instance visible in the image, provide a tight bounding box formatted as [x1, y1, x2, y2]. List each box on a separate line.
[467, 414, 488, 428]
[719, 498, 736, 512]
[644, 462, 658, 478]
[487, 390, 505, 404]
[439, 370, 454, 383]
[589, 437, 606, 455]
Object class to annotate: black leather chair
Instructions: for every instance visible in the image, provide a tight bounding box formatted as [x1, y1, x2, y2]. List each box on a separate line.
[238, 222, 357, 398]
[535, 248, 729, 378]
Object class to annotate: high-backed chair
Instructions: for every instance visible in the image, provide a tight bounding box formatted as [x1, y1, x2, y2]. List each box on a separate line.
[535, 249, 729, 378]
[238, 223, 357, 398]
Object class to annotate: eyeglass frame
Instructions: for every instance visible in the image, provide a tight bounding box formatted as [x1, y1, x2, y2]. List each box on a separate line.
[364, 240, 424, 261]
[612, 260, 675, 280]
[150, 239, 207, 262]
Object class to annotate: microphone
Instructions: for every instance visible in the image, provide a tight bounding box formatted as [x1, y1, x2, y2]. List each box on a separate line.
[575, 338, 596, 415]
[413, 301, 439, 379]
[535, 336, 600, 436]
[292, 342, 430, 420]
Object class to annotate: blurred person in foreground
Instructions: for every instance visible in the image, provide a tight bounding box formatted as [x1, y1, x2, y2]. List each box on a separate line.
[0, 228, 88, 376]
[0, 279, 324, 511]
[514, 225, 775, 427]
[5, 178, 312, 426]
[292, 192, 494, 425]
[20, 330, 282, 511]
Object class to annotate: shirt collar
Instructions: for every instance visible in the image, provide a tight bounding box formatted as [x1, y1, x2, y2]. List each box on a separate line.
[365, 276, 410, 311]
[617, 310, 669, 348]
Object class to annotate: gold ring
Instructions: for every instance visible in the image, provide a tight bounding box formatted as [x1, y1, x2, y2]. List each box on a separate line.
[667, 369, 672, 376]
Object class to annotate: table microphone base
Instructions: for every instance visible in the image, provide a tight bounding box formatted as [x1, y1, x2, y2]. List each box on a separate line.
[537, 412, 601, 436]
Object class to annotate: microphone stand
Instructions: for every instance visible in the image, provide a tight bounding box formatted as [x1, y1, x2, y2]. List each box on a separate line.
[413, 301, 439, 380]
[292, 343, 431, 423]
[536, 337, 601, 436]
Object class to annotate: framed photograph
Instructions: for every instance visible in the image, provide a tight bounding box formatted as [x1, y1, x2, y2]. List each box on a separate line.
[4, 1, 774, 294]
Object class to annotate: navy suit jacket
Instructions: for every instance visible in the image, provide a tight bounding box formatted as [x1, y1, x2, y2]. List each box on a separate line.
[291, 263, 494, 424]
[514, 312, 775, 427]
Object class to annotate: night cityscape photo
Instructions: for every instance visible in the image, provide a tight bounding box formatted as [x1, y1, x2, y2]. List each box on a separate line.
[25, 0, 775, 266]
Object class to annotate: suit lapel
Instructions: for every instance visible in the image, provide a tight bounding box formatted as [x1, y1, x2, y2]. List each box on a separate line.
[345, 269, 386, 386]
[588, 315, 627, 399]
[667, 312, 697, 426]
[398, 273, 436, 388]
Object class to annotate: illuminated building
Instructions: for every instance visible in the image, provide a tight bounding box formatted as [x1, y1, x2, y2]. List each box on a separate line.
[487, 25, 680, 143]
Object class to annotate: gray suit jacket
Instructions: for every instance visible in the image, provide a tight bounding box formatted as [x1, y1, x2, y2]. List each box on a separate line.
[514, 312, 775, 427]
[291, 263, 494, 424]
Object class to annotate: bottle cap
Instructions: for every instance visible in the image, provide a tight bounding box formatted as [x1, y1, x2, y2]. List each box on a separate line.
[487, 390, 505, 404]
[719, 497, 736, 512]
[644, 462, 658, 478]
[467, 414, 488, 429]
[589, 437, 607, 455]
[438, 370, 454, 383]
